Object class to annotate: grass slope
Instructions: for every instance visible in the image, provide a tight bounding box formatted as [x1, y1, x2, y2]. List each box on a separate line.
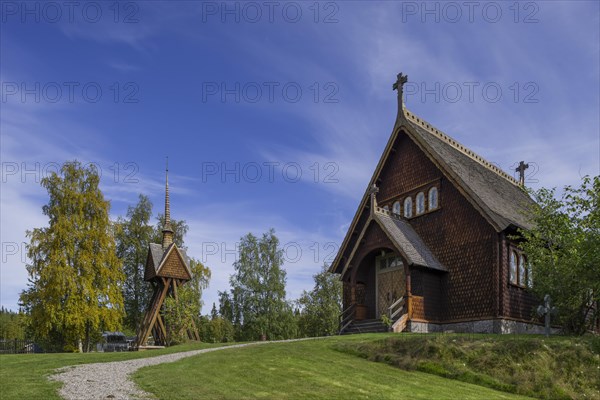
[0, 342, 231, 400]
[334, 334, 600, 400]
[134, 335, 532, 399]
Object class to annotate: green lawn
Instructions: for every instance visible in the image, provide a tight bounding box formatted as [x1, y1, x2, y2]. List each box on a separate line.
[334, 333, 600, 399]
[0, 341, 232, 400]
[5, 334, 592, 400]
[133, 335, 533, 399]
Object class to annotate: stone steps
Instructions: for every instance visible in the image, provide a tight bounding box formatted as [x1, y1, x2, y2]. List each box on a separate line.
[343, 319, 388, 334]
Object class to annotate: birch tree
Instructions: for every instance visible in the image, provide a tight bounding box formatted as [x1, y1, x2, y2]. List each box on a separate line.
[224, 230, 295, 340]
[20, 161, 124, 352]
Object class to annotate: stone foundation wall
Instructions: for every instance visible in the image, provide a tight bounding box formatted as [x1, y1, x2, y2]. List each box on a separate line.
[407, 319, 557, 334]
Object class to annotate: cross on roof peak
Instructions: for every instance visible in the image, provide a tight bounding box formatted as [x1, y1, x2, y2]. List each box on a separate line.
[392, 72, 408, 92]
[392, 72, 408, 124]
[515, 161, 529, 186]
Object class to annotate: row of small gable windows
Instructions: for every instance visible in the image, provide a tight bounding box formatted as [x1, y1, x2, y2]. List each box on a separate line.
[383, 186, 439, 218]
[510, 248, 532, 288]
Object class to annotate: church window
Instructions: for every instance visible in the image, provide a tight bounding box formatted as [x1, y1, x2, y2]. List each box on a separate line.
[510, 248, 530, 288]
[416, 192, 425, 215]
[428, 187, 438, 210]
[519, 254, 527, 287]
[510, 251, 518, 285]
[383, 205, 389, 212]
[377, 253, 403, 271]
[392, 201, 401, 215]
[520, 254, 533, 288]
[403, 197, 413, 218]
[526, 259, 533, 288]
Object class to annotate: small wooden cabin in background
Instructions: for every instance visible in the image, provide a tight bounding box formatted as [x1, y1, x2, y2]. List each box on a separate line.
[332, 73, 543, 334]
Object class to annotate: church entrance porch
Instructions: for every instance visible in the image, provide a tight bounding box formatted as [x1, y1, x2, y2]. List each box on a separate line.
[349, 248, 406, 321]
[375, 252, 406, 319]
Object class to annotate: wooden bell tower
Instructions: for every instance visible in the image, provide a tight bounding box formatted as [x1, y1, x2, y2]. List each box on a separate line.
[136, 162, 200, 347]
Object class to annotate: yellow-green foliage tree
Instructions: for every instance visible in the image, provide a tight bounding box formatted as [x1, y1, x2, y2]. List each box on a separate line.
[20, 162, 124, 352]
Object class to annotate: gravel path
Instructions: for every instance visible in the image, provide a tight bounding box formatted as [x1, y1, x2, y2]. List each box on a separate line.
[51, 339, 312, 400]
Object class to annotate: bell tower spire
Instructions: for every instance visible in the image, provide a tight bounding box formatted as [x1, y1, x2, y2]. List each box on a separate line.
[162, 157, 174, 250]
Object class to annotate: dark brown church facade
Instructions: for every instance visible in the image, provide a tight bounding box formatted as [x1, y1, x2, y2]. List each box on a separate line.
[331, 73, 544, 334]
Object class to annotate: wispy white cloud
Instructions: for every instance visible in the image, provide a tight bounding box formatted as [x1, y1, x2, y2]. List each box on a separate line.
[2, 0, 597, 314]
[260, 1, 599, 202]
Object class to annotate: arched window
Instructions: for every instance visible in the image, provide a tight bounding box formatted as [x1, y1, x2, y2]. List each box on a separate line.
[403, 197, 413, 218]
[519, 254, 532, 287]
[383, 205, 389, 212]
[392, 201, 401, 215]
[518, 254, 527, 286]
[510, 251, 518, 285]
[527, 259, 533, 288]
[428, 187, 438, 210]
[416, 192, 425, 215]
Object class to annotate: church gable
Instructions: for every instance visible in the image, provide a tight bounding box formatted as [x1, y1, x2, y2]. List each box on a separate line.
[334, 127, 487, 275]
[331, 107, 535, 276]
[333, 73, 541, 333]
[349, 220, 396, 269]
[156, 246, 191, 280]
[376, 130, 443, 203]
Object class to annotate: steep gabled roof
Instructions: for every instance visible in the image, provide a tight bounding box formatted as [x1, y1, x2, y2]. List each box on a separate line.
[340, 203, 446, 278]
[404, 109, 534, 231]
[149, 243, 165, 268]
[330, 101, 535, 275]
[374, 211, 446, 271]
[144, 242, 192, 281]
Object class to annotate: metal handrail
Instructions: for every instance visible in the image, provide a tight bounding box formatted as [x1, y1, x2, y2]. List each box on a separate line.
[338, 303, 356, 334]
[388, 296, 406, 321]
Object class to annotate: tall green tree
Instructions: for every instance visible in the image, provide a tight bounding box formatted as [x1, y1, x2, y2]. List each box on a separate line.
[210, 303, 218, 320]
[297, 264, 342, 337]
[222, 229, 295, 340]
[20, 161, 124, 352]
[199, 307, 235, 343]
[163, 258, 211, 344]
[218, 290, 235, 324]
[115, 195, 154, 332]
[518, 175, 599, 334]
[0, 308, 26, 340]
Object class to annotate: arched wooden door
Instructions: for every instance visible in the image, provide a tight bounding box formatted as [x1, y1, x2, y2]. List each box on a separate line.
[376, 253, 406, 318]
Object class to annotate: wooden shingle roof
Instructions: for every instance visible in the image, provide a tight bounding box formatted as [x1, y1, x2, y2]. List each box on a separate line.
[144, 242, 192, 281]
[374, 210, 446, 271]
[330, 103, 535, 275]
[404, 109, 534, 231]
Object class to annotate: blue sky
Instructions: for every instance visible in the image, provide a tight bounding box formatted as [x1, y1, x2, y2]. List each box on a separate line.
[1, 1, 599, 313]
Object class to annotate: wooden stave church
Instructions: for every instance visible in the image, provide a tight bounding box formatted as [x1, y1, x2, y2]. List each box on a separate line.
[331, 73, 544, 334]
[136, 166, 199, 348]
